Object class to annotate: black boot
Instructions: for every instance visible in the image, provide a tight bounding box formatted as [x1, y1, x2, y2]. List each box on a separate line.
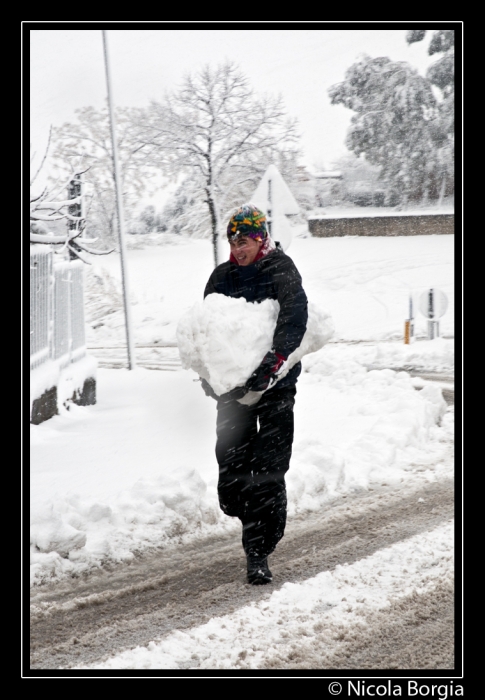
[247, 554, 273, 585]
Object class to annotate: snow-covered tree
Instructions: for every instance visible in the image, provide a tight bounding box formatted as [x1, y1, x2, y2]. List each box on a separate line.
[160, 146, 307, 241]
[331, 152, 386, 207]
[160, 175, 211, 238]
[328, 46, 454, 204]
[127, 204, 164, 235]
[132, 61, 299, 266]
[50, 105, 158, 245]
[406, 29, 455, 201]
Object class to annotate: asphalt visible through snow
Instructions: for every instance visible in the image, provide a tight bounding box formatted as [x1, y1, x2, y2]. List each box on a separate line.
[29, 464, 454, 671]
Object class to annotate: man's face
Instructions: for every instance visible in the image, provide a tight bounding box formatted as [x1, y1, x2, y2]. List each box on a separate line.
[229, 236, 263, 266]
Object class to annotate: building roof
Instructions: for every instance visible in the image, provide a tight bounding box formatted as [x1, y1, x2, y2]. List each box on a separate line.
[313, 171, 343, 179]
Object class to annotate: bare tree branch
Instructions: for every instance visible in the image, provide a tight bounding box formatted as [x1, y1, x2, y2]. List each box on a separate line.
[30, 126, 52, 187]
[131, 61, 300, 265]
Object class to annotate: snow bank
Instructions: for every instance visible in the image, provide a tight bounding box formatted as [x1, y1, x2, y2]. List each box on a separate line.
[289, 353, 448, 506]
[176, 293, 334, 397]
[30, 464, 222, 584]
[322, 338, 454, 374]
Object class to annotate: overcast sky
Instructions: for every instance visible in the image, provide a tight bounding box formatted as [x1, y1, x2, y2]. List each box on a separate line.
[29, 25, 438, 175]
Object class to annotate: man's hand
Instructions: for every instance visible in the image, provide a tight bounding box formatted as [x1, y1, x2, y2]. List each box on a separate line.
[218, 385, 248, 403]
[245, 350, 287, 393]
[200, 377, 218, 400]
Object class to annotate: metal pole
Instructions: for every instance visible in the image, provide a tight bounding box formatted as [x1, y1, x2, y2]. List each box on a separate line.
[267, 178, 272, 236]
[409, 294, 414, 342]
[102, 30, 135, 369]
[427, 288, 435, 340]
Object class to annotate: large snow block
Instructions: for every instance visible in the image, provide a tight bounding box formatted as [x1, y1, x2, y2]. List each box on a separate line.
[177, 294, 334, 401]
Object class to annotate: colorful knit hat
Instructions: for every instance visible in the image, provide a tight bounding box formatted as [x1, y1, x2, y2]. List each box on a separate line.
[226, 204, 268, 242]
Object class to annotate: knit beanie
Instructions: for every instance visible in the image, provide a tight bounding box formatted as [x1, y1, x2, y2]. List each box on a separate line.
[226, 204, 268, 242]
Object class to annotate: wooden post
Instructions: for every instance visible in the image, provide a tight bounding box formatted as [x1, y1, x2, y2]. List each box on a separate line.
[409, 294, 414, 343]
[404, 320, 411, 344]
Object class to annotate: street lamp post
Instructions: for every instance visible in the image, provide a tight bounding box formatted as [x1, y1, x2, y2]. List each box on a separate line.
[102, 29, 136, 370]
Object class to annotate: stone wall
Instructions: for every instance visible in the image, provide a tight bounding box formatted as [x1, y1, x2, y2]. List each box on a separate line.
[308, 213, 454, 237]
[31, 377, 97, 425]
[30, 355, 98, 425]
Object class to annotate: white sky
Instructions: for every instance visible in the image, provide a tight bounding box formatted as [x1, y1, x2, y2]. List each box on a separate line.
[30, 230, 454, 672]
[29, 25, 439, 172]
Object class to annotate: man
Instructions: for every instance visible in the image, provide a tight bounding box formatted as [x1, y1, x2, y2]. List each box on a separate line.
[201, 204, 308, 585]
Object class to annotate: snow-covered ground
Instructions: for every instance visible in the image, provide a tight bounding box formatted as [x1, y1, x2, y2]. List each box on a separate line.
[30, 226, 455, 671]
[84, 229, 454, 347]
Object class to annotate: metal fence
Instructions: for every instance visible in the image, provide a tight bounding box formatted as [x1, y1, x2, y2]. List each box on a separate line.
[30, 247, 86, 371]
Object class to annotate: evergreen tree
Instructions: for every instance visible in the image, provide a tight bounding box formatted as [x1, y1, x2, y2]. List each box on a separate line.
[328, 31, 454, 204]
[406, 29, 455, 201]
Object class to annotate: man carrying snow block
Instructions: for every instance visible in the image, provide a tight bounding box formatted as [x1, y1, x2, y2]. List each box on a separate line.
[201, 204, 308, 585]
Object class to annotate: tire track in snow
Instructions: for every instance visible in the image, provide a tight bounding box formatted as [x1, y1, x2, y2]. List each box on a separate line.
[75, 521, 454, 670]
[258, 579, 454, 671]
[30, 474, 454, 670]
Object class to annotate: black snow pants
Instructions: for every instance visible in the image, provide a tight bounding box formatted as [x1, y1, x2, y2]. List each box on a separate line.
[215, 384, 297, 559]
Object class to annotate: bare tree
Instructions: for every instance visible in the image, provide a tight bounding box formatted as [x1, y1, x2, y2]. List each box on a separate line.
[50, 105, 158, 245]
[30, 143, 114, 263]
[133, 61, 299, 266]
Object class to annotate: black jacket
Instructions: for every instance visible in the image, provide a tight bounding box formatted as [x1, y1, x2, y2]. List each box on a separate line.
[204, 244, 308, 388]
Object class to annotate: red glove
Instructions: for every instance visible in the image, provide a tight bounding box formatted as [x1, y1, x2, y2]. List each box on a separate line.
[245, 350, 287, 392]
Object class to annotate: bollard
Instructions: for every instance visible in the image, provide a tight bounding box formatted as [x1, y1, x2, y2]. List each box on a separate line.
[419, 288, 447, 342]
[427, 320, 440, 339]
[404, 320, 411, 344]
[408, 294, 415, 343]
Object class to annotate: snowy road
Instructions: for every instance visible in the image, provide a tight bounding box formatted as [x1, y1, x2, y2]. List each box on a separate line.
[30, 461, 454, 671]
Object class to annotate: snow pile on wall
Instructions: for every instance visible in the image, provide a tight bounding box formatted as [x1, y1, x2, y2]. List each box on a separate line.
[176, 293, 334, 396]
[30, 355, 97, 419]
[30, 361, 60, 411]
[56, 355, 97, 408]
